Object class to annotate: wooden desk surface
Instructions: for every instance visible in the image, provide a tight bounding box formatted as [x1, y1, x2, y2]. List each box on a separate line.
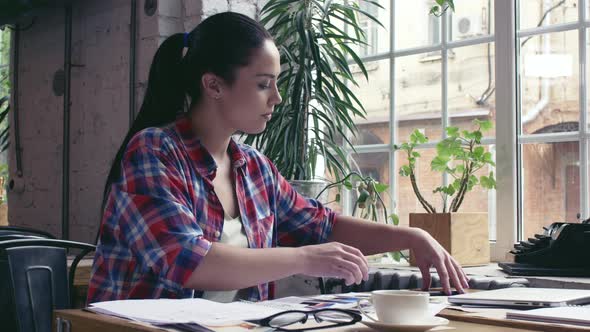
[53, 309, 551, 332]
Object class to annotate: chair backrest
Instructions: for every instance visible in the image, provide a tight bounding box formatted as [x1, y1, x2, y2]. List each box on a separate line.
[4, 246, 69, 332]
[0, 239, 95, 332]
[0, 234, 47, 242]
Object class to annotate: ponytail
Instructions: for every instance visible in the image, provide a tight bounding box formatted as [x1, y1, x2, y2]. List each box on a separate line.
[100, 33, 187, 219]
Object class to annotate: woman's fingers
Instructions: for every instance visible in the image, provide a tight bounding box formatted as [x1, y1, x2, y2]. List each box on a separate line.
[445, 257, 464, 294]
[419, 264, 432, 291]
[433, 259, 452, 295]
[340, 245, 369, 281]
[330, 258, 363, 285]
[451, 257, 470, 289]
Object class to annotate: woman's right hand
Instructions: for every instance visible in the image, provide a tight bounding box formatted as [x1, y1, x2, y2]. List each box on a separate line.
[296, 242, 369, 286]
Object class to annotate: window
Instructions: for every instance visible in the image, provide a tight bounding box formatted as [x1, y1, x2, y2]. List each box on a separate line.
[336, 0, 590, 260]
[516, 0, 588, 240]
[347, 0, 496, 235]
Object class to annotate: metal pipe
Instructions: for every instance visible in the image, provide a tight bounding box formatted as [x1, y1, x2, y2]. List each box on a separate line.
[61, 5, 72, 240]
[12, 25, 22, 177]
[129, 0, 137, 125]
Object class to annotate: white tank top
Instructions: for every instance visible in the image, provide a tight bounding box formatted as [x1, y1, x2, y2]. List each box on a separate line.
[201, 213, 250, 303]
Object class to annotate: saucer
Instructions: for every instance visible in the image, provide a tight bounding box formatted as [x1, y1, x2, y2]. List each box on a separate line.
[360, 316, 449, 332]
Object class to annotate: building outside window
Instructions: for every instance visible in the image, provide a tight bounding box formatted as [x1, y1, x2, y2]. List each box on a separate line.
[359, 0, 380, 57]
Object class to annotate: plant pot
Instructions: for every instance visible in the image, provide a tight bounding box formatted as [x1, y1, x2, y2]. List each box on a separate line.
[409, 212, 489, 267]
[288, 180, 329, 203]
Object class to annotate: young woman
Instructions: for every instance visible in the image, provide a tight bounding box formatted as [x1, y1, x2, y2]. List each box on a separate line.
[87, 12, 469, 304]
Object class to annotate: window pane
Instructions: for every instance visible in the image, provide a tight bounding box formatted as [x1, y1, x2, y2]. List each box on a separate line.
[518, 0, 577, 31]
[349, 152, 391, 223]
[395, 54, 443, 141]
[353, 0, 390, 57]
[395, 148, 443, 227]
[350, 59, 390, 145]
[519, 31, 579, 135]
[447, 43, 496, 137]
[450, 0, 494, 42]
[521, 142, 580, 240]
[394, 1, 439, 50]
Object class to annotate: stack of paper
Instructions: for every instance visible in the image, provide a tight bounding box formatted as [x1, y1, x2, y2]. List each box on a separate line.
[88, 298, 283, 327]
[507, 306, 590, 327]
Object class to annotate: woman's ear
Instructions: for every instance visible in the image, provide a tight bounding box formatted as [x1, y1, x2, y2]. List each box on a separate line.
[201, 73, 223, 100]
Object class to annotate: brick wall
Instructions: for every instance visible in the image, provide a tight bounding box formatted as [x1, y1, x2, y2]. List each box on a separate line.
[8, 0, 260, 243]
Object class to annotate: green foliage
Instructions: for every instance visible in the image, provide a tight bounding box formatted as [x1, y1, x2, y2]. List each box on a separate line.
[0, 97, 9, 152]
[0, 29, 10, 153]
[244, 0, 383, 181]
[429, 0, 455, 16]
[394, 119, 496, 213]
[316, 171, 405, 262]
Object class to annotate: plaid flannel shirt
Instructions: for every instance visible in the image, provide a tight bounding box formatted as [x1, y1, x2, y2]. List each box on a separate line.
[87, 116, 337, 303]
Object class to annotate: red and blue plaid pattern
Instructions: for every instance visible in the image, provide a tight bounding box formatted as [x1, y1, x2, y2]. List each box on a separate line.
[87, 116, 337, 303]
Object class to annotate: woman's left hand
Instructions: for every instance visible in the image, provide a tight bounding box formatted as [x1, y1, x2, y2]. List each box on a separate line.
[409, 228, 470, 295]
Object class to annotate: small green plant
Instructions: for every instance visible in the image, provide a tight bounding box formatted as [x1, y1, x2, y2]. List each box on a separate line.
[395, 119, 496, 214]
[316, 172, 405, 262]
[430, 0, 455, 17]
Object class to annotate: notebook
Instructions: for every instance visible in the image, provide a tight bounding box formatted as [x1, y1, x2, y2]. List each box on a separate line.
[448, 288, 590, 308]
[507, 306, 590, 327]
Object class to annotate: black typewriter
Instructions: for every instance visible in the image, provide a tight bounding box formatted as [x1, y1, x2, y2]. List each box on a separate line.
[499, 220, 590, 277]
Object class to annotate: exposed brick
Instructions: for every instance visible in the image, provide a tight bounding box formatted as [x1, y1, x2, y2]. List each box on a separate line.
[183, 0, 203, 17]
[158, 0, 183, 18]
[230, 0, 257, 17]
[201, 0, 230, 18]
[158, 15, 184, 38]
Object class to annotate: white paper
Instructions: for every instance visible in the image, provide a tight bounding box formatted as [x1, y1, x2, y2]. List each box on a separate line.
[89, 298, 284, 326]
[507, 306, 590, 326]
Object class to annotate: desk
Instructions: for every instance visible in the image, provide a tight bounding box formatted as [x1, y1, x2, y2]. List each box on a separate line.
[55, 308, 590, 332]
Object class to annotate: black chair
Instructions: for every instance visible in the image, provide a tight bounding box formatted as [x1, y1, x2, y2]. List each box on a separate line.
[0, 238, 95, 332]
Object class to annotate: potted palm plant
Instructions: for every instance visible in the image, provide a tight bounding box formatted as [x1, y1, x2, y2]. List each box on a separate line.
[395, 119, 496, 266]
[243, 0, 384, 198]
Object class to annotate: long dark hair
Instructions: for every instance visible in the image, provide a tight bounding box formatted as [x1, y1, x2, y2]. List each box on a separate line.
[99, 12, 272, 233]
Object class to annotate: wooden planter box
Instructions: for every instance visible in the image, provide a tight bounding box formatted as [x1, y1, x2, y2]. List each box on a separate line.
[409, 212, 490, 267]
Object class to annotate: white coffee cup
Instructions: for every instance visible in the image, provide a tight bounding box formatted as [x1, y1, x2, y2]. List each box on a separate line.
[357, 290, 430, 324]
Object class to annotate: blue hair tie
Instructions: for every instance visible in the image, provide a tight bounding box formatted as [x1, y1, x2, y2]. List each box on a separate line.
[183, 32, 189, 48]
